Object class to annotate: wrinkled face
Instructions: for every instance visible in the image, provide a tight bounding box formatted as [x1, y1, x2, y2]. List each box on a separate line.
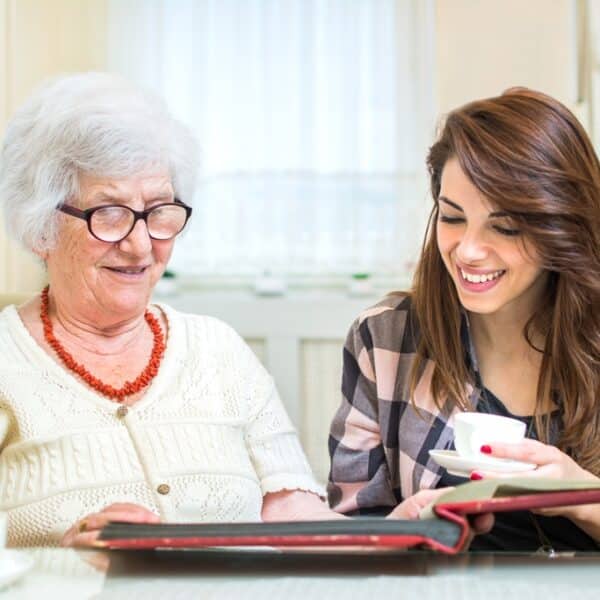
[44, 170, 176, 319]
[436, 157, 547, 318]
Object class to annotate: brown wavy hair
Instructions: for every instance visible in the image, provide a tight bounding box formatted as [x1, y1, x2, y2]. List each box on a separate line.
[409, 88, 600, 475]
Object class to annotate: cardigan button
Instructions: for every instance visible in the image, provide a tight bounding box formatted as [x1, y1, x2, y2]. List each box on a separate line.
[116, 406, 129, 419]
[157, 483, 170, 495]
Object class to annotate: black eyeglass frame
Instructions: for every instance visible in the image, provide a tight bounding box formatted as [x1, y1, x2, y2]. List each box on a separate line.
[57, 199, 193, 243]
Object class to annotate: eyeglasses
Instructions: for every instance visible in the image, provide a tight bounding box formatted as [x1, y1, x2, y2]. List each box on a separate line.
[57, 200, 193, 243]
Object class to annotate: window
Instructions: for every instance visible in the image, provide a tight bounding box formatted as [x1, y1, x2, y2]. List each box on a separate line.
[107, 0, 434, 281]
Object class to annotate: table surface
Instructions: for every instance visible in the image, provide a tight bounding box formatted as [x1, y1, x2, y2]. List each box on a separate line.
[3, 547, 600, 599]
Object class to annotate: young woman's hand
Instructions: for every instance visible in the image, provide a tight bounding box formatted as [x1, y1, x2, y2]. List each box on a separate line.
[470, 439, 598, 518]
[61, 502, 160, 547]
[386, 487, 453, 520]
[386, 487, 494, 539]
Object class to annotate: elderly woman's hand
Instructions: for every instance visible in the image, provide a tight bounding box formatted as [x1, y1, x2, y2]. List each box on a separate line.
[471, 439, 598, 518]
[61, 502, 160, 547]
[262, 490, 346, 521]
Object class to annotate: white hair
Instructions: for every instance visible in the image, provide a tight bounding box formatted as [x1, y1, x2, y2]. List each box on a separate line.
[0, 71, 199, 252]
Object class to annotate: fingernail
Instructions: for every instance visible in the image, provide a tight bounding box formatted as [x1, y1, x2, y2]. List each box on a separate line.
[470, 472, 483, 481]
[480, 445, 492, 454]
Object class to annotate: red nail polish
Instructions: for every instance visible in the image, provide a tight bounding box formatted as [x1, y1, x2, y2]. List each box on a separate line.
[470, 472, 483, 481]
[480, 445, 492, 454]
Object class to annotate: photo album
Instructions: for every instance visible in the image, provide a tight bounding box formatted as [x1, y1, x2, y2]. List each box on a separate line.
[97, 479, 600, 554]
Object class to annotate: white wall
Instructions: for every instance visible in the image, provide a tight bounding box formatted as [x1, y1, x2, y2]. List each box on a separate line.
[434, 0, 579, 114]
[0, 0, 107, 294]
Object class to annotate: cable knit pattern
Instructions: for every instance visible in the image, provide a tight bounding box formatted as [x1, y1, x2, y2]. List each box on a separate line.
[0, 303, 323, 547]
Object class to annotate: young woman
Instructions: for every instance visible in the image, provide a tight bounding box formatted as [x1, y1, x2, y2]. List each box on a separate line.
[328, 88, 600, 551]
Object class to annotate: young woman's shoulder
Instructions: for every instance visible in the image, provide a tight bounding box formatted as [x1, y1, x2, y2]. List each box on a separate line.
[348, 291, 420, 354]
[356, 291, 413, 322]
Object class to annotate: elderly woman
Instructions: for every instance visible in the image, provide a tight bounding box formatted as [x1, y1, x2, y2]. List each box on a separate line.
[0, 72, 337, 547]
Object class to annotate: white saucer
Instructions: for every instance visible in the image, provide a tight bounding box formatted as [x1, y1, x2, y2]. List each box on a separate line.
[0, 550, 34, 590]
[429, 449, 536, 478]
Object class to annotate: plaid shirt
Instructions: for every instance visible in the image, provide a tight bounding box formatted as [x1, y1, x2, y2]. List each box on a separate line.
[328, 293, 483, 514]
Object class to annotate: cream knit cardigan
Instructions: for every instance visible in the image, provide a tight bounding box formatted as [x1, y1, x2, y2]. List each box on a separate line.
[0, 303, 322, 546]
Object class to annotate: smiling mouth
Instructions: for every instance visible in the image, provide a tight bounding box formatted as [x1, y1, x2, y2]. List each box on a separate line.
[105, 266, 149, 275]
[459, 268, 505, 284]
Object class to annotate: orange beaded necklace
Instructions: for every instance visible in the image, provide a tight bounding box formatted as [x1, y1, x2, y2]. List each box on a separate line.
[40, 285, 166, 402]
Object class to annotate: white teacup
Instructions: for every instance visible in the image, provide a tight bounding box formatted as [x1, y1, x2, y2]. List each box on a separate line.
[453, 412, 526, 458]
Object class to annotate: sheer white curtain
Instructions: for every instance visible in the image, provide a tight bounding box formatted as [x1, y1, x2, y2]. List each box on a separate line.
[107, 0, 434, 279]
